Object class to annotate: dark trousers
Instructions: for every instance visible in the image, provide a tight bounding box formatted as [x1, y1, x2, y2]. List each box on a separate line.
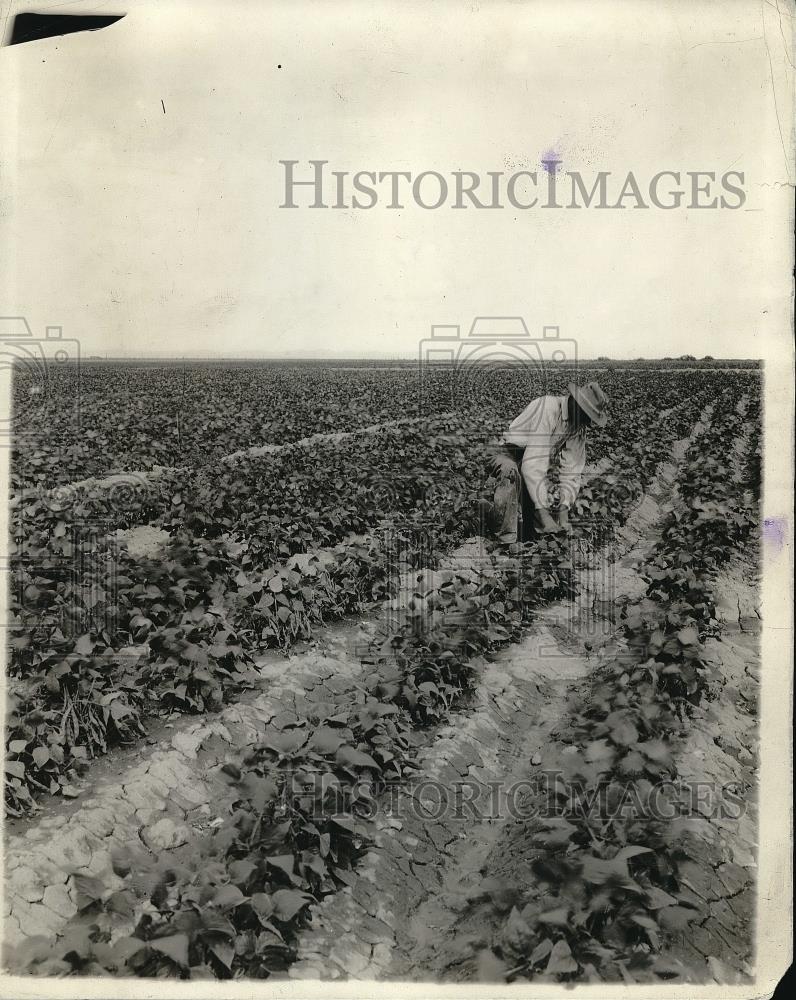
[505, 444, 538, 543]
[480, 443, 538, 543]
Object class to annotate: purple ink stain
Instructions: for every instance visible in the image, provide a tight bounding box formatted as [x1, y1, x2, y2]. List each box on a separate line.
[541, 148, 562, 174]
[763, 516, 787, 552]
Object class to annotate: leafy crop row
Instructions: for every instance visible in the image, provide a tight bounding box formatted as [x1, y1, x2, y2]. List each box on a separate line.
[11, 364, 437, 490]
[489, 385, 759, 983]
[13, 535, 578, 977]
[5, 376, 735, 814]
[7, 414, 494, 813]
[12, 362, 754, 493]
[12, 367, 750, 973]
[6, 374, 760, 980]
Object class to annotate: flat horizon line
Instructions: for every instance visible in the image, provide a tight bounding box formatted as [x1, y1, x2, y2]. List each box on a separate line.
[76, 355, 762, 363]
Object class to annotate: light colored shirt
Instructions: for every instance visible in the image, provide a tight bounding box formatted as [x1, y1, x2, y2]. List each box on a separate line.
[504, 394, 587, 509]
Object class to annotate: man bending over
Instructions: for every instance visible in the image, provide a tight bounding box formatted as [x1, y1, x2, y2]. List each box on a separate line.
[486, 381, 608, 542]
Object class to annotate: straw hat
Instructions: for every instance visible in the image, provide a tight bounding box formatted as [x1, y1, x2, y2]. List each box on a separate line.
[568, 381, 608, 427]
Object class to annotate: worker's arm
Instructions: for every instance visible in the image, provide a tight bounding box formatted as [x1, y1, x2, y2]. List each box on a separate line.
[559, 431, 587, 509]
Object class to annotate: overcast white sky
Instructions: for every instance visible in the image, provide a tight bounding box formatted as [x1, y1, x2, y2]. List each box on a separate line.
[0, 0, 793, 358]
